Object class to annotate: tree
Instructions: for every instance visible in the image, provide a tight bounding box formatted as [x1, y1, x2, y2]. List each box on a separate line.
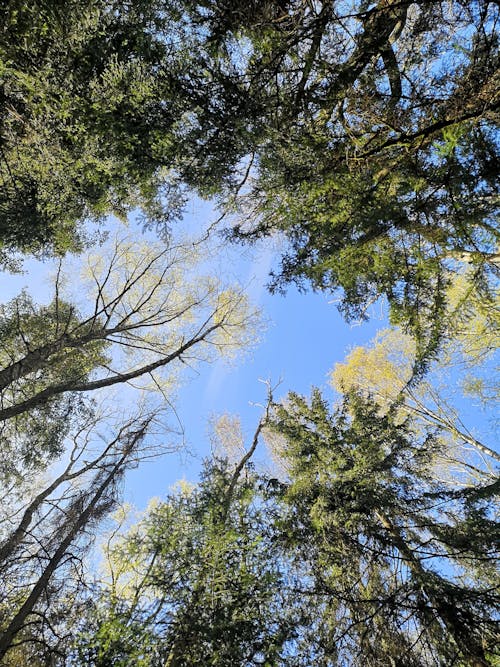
[2, 0, 497, 361]
[74, 409, 297, 666]
[0, 235, 258, 474]
[0, 290, 109, 487]
[267, 389, 499, 666]
[331, 325, 500, 470]
[205, 0, 500, 357]
[441, 268, 500, 404]
[0, 0, 256, 259]
[72, 385, 500, 666]
[0, 407, 168, 664]
[0, 231, 259, 662]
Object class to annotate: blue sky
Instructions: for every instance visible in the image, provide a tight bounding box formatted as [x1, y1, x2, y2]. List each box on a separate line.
[6, 198, 495, 512]
[0, 200, 387, 508]
[125, 278, 385, 507]
[120, 202, 387, 507]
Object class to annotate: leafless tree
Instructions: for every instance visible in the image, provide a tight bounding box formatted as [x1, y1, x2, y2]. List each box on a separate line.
[0, 403, 175, 663]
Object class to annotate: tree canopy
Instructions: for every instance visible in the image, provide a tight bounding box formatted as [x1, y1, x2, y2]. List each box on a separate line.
[267, 388, 499, 665]
[1, 0, 498, 357]
[217, 0, 499, 356]
[0, 2, 498, 665]
[0, 0, 256, 257]
[69, 391, 499, 666]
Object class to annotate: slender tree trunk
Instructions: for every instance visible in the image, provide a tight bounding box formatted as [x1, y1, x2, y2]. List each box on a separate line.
[375, 511, 490, 666]
[0, 425, 127, 565]
[0, 323, 219, 422]
[0, 427, 145, 661]
[405, 403, 500, 463]
[0, 331, 91, 391]
[166, 409, 268, 666]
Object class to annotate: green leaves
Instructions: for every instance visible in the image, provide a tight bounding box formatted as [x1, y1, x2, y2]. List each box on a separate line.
[267, 388, 499, 665]
[1, 0, 497, 368]
[77, 458, 292, 666]
[216, 1, 500, 356]
[0, 3, 498, 664]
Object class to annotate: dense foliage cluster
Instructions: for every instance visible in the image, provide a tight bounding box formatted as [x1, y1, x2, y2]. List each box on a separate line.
[0, 1, 498, 665]
[2, 0, 499, 354]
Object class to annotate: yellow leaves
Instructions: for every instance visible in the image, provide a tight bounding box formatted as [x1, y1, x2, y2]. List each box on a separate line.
[262, 425, 292, 481]
[47, 232, 262, 402]
[75, 234, 256, 353]
[169, 479, 195, 497]
[79, 237, 194, 317]
[210, 413, 245, 463]
[331, 328, 415, 411]
[212, 288, 261, 359]
[214, 289, 238, 324]
[444, 270, 500, 366]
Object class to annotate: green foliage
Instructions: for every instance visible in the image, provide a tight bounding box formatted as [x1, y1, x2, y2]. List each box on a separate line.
[0, 0, 257, 258]
[1, 0, 497, 363]
[211, 0, 500, 357]
[0, 290, 110, 381]
[0, 3, 498, 665]
[75, 459, 294, 666]
[73, 397, 499, 666]
[0, 291, 107, 483]
[74, 605, 157, 667]
[268, 389, 499, 665]
[0, 413, 156, 665]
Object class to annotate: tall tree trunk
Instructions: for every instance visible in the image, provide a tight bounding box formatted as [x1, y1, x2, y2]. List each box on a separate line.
[0, 424, 128, 566]
[0, 323, 219, 422]
[0, 427, 145, 661]
[375, 511, 490, 667]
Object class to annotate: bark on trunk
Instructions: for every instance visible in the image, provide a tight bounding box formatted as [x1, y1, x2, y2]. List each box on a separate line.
[375, 511, 490, 666]
[0, 426, 146, 660]
[0, 323, 219, 422]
